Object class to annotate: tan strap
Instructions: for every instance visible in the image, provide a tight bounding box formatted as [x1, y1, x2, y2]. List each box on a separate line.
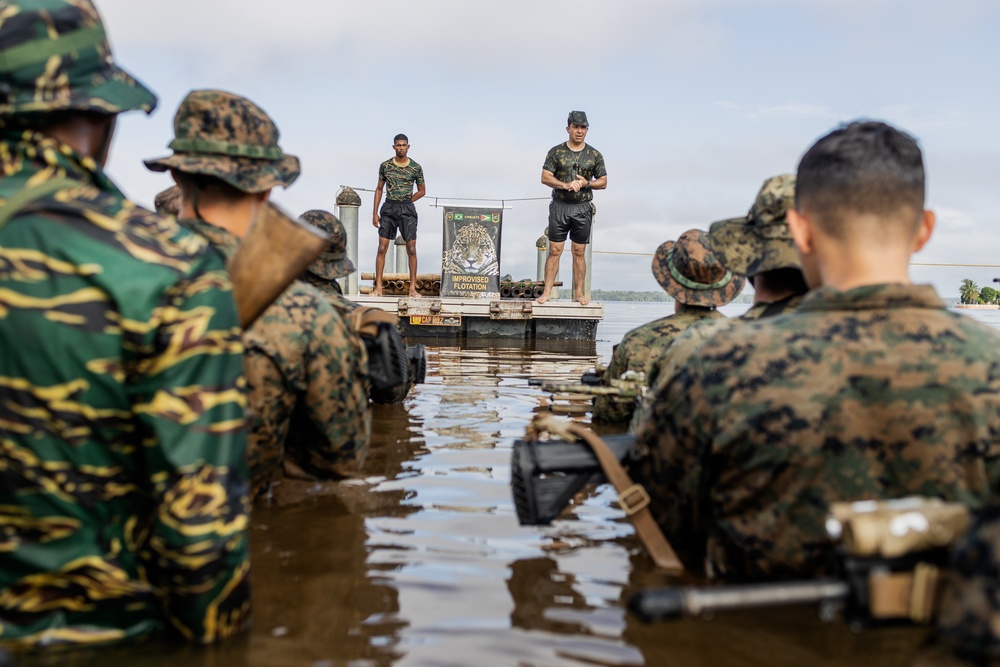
[867, 563, 941, 623]
[532, 415, 685, 575]
[350, 306, 399, 337]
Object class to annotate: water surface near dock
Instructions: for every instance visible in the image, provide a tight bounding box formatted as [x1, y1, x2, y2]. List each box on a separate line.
[23, 303, 997, 667]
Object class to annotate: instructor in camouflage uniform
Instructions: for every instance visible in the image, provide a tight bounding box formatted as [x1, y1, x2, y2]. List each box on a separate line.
[593, 230, 743, 423]
[537, 111, 607, 306]
[372, 134, 425, 298]
[0, 1, 251, 648]
[145, 90, 371, 503]
[632, 120, 1000, 581]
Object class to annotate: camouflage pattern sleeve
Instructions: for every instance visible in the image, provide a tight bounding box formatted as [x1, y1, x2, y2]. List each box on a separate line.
[630, 359, 715, 571]
[919, 505, 1000, 662]
[132, 250, 252, 643]
[591, 147, 607, 179]
[414, 162, 425, 186]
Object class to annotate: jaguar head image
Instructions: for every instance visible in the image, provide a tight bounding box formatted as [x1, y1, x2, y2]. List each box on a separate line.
[444, 223, 499, 275]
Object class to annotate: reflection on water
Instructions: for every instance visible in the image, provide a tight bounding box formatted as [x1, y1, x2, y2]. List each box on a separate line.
[21, 302, 995, 667]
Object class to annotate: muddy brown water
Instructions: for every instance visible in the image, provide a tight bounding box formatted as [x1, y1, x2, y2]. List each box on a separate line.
[22, 302, 995, 667]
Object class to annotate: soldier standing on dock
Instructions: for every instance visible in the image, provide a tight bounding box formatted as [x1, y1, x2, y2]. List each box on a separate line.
[537, 111, 607, 306]
[373, 134, 425, 298]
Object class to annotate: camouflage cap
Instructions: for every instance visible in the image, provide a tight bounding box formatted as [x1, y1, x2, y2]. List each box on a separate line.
[302, 209, 355, 280]
[709, 174, 798, 277]
[653, 229, 745, 307]
[144, 89, 299, 194]
[568, 110, 589, 127]
[0, 0, 156, 118]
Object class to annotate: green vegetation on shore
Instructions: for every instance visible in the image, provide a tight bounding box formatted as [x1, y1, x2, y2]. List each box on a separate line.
[591, 290, 754, 304]
[960, 279, 998, 305]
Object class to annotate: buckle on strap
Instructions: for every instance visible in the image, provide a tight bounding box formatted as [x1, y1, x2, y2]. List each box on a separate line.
[618, 484, 651, 516]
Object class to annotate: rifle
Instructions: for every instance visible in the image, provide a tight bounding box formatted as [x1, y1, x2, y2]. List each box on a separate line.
[629, 497, 970, 629]
[227, 202, 329, 328]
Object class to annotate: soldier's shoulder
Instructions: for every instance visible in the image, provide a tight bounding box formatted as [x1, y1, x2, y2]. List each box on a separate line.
[24, 184, 215, 273]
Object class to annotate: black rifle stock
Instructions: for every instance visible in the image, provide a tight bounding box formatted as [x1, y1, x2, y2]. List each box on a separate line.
[511, 432, 636, 525]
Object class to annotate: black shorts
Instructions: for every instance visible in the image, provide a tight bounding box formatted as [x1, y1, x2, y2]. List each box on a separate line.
[548, 199, 593, 244]
[379, 200, 418, 241]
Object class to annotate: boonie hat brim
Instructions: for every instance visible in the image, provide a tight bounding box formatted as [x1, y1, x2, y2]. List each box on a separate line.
[653, 239, 746, 308]
[144, 153, 300, 194]
[709, 216, 799, 277]
[309, 253, 356, 281]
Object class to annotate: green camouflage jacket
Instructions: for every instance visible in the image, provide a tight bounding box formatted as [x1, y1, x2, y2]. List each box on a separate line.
[542, 143, 606, 204]
[0, 130, 251, 648]
[631, 284, 1000, 581]
[633, 294, 806, 428]
[378, 159, 424, 202]
[593, 305, 723, 423]
[180, 220, 371, 502]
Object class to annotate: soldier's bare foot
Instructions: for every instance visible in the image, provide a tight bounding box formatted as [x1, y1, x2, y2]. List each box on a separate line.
[575, 294, 590, 306]
[409, 290, 420, 298]
[372, 289, 382, 297]
[535, 292, 551, 304]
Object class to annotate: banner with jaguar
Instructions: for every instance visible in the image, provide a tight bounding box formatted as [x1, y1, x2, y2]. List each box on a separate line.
[441, 207, 502, 298]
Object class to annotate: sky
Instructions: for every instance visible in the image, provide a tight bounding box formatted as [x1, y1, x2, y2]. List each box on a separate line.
[98, 0, 1000, 298]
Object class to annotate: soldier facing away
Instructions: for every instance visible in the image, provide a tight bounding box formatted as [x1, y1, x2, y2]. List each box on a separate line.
[633, 173, 809, 426]
[0, 0, 251, 648]
[592, 229, 744, 423]
[632, 120, 1000, 581]
[144, 90, 371, 504]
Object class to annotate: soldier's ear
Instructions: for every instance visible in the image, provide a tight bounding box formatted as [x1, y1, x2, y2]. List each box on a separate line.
[787, 208, 814, 256]
[912, 209, 935, 252]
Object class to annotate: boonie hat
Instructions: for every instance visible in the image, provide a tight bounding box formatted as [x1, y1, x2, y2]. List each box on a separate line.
[709, 174, 798, 277]
[0, 0, 157, 117]
[567, 110, 589, 127]
[653, 229, 745, 307]
[144, 89, 299, 194]
[302, 209, 355, 280]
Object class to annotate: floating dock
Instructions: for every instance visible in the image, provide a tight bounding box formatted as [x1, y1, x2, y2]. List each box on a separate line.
[346, 295, 603, 340]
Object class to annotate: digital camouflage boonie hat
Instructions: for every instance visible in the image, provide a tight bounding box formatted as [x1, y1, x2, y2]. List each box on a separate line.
[653, 229, 745, 307]
[144, 89, 300, 194]
[0, 0, 157, 117]
[709, 174, 798, 277]
[302, 209, 355, 280]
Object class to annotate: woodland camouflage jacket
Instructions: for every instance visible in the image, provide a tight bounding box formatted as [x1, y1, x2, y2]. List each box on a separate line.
[180, 220, 371, 503]
[0, 129, 251, 648]
[631, 284, 1000, 581]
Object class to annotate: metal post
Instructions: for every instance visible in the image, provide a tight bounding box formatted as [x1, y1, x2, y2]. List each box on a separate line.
[394, 234, 407, 275]
[536, 233, 548, 283]
[335, 186, 362, 295]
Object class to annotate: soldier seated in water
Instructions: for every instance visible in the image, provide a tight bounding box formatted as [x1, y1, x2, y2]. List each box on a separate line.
[592, 230, 744, 424]
[145, 90, 371, 504]
[632, 120, 1000, 581]
[0, 0, 250, 648]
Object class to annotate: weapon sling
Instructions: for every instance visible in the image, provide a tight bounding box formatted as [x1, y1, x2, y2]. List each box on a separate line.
[531, 415, 685, 575]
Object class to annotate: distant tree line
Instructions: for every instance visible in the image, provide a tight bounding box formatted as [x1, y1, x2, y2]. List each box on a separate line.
[960, 279, 999, 305]
[592, 290, 754, 304]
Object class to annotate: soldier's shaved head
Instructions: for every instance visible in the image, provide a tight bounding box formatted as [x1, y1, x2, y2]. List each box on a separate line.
[795, 121, 925, 240]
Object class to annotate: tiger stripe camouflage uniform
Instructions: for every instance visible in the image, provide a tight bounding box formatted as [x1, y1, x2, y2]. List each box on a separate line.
[181, 220, 371, 501]
[379, 159, 425, 202]
[593, 230, 742, 423]
[632, 283, 1000, 581]
[0, 1, 250, 647]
